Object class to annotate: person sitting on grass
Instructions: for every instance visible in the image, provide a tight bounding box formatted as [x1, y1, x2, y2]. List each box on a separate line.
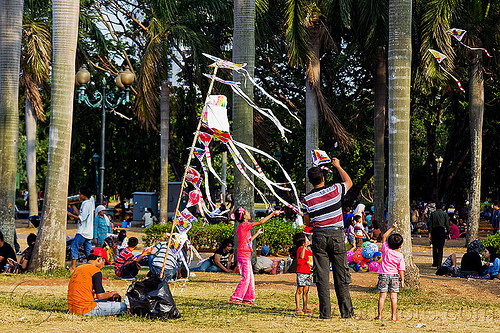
[67, 247, 126, 316]
[0, 231, 16, 273]
[254, 246, 274, 274]
[483, 246, 500, 280]
[5, 233, 37, 274]
[192, 239, 234, 273]
[293, 232, 313, 314]
[375, 222, 405, 322]
[114, 237, 151, 280]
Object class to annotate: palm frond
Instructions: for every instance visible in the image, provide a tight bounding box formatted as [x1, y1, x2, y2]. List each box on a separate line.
[325, 0, 352, 29]
[306, 64, 352, 150]
[285, 0, 312, 66]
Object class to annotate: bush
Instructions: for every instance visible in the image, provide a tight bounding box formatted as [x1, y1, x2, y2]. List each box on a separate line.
[15, 199, 25, 209]
[142, 218, 303, 255]
[142, 222, 233, 250]
[481, 231, 500, 250]
[255, 217, 304, 255]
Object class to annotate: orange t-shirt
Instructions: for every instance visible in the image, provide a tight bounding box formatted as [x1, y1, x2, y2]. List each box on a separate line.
[67, 264, 102, 314]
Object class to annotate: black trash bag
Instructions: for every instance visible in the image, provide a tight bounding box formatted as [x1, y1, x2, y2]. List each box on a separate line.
[126, 276, 181, 319]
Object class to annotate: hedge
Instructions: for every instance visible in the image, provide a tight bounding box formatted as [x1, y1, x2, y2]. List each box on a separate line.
[142, 217, 304, 254]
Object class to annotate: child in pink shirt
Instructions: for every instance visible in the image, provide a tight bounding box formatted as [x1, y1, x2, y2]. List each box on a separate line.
[229, 207, 280, 305]
[375, 222, 405, 322]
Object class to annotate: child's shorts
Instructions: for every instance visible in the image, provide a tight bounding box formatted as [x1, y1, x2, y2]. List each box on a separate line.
[347, 235, 355, 244]
[296, 273, 312, 287]
[377, 274, 400, 293]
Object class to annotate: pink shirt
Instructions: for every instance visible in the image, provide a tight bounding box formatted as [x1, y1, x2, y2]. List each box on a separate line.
[237, 221, 254, 258]
[449, 224, 460, 239]
[378, 242, 405, 275]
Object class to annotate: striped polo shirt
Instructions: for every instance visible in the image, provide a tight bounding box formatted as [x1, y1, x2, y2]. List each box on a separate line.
[301, 183, 346, 228]
[151, 241, 182, 270]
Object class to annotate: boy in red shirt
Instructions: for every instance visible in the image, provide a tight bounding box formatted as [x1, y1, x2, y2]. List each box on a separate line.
[293, 232, 313, 314]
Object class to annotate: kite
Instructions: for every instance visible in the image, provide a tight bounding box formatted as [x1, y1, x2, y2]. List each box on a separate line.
[177, 208, 196, 234]
[446, 28, 491, 58]
[186, 166, 202, 189]
[190, 147, 216, 209]
[311, 149, 331, 166]
[428, 49, 465, 93]
[200, 94, 301, 213]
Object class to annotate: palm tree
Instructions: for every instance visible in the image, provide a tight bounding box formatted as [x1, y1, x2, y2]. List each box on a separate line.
[352, 0, 388, 228]
[387, 0, 419, 287]
[29, 0, 80, 271]
[419, 0, 500, 244]
[284, 0, 352, 192]
[21, 0, 51, 219]
[0, 0, 24, 245]
[232, 0, 256, 257]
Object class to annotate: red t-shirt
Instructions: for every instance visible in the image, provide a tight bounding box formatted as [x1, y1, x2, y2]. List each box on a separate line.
[296, 246, 313, 274]
[114, 247, 134, 276]
[237, 221, 254, 258]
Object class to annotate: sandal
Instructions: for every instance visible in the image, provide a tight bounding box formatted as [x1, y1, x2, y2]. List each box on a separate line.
[374, 316, 382, 320]
[392, 318, 399, 322]
[303, 309, 313, 314]
[242, 300, 255, 305]
[228, 298, 242, 304]
[295, 310, 304, 314]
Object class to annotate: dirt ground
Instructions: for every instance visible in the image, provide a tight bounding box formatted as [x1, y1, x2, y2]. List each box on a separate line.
[3, 219, 499, 332]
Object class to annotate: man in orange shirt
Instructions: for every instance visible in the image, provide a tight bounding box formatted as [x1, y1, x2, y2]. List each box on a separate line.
[67, 247, 126, 316]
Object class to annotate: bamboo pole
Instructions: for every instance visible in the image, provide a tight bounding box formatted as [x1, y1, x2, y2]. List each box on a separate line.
[160, 65, 219, 278]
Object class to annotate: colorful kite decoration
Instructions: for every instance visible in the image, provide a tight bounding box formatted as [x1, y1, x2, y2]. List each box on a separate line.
[446, 28, 491, 58]
[177, 208, 196, 234]
[428, 49, 465, 93]
[189, 147, 216, 209]
[186, 166, 202, 189]
[311, 149, 331, 166]
[197, 132, 226, 188]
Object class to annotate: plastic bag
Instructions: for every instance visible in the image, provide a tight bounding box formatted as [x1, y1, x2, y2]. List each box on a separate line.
[126, 276, 181, 319]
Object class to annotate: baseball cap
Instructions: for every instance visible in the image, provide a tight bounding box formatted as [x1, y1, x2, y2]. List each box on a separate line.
[260, 246, 270, 256]
[90, 247, 111, 264]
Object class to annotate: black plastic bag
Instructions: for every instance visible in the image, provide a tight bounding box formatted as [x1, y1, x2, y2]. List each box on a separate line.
[126, 276, 181, 319]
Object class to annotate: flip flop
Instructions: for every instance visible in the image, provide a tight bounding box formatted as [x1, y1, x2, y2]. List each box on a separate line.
[303, 309, 313, 314]
[242, 300, 255, 305]
[228, 298, 242, 304]
[295, 310, 304, 314]
[392, 318, 399, 322]
[374, 316, 382, 320]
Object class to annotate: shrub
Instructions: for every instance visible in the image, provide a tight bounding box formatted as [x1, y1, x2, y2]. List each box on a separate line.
[142, 217, 304, 255]
[481, 231, 500, 250]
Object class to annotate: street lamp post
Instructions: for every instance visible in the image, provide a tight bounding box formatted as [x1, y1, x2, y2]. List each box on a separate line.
[92, 154, 100, 200]
[75, 65, 135, 205]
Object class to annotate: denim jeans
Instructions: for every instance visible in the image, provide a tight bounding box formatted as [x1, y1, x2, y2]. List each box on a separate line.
[84, 301, 127, 316]
[191, 260, 223, 272]
[311, 227, 354, 319]
[71, 233, 93, 259]
[148, 254, 177, 281]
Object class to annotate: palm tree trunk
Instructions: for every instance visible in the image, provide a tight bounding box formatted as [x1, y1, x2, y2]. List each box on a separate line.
[466, 52, 483, 245]
[305, 41, 320, 193]
[388, 0, 419, 288]
[26, 98, 38, 219]
[0, 0, 23, 245]
[373, 45, 386, 229]
[232, 0, 256, 259]
[29, 0, 80, 271]
[159, 80, 169, 225]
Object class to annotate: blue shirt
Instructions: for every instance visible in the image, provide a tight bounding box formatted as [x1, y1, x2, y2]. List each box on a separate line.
[93, 215, 111, 246]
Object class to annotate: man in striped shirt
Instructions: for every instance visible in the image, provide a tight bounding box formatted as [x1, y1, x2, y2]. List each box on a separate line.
[302, 158, 358, 319]
[148, 241, 183, 281]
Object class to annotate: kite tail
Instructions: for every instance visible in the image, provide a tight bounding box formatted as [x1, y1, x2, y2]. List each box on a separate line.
[231, 141, 301, 212]
[240, 68, 302, 125]
[458, 41, 492, 58]
[321, 166, 333, 173]
[231, 84, 291, 142]
[204, 146, 226, 187]
[200, 160, 216, 210]
[438, 64, 466, 93]
[225, 142, 271, 209]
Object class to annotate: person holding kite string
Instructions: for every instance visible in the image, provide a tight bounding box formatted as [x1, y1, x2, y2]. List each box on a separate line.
[229, 208, 281, 305]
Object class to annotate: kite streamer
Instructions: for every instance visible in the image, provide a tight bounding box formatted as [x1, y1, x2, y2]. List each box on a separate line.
[446, 28, 491, 57]
[203, 74, 291, 141]
[202, 53, 301, 125]
[191, 147, 216, 209]
[428, 49, 465, 93]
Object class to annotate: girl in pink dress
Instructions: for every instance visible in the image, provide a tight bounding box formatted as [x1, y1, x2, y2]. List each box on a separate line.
[229, 207, 280, 305]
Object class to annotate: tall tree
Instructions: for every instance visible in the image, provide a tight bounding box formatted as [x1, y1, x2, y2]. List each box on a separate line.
[21, 1, 52, 218]
[0, 0, 24, 245]
[232, 0, 256, 257]
[387, 0, 419, 287]
[30, 0, 80, 271]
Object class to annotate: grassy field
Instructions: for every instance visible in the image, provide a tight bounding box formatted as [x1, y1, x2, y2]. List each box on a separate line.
[1, 258, 499, 333]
